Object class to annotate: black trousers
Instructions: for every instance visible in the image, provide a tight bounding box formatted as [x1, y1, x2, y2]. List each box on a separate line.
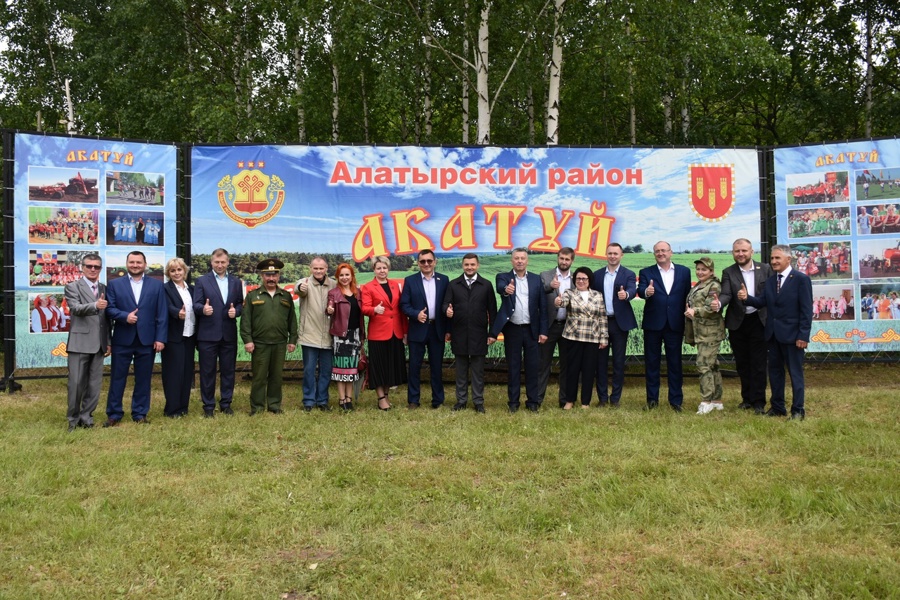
[563, 338, 599, 406]
[728, 313, 767, 410]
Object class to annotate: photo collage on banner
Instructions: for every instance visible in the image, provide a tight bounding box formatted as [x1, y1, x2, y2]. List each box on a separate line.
[12, 133, 177, 368]
[774, 138, 900, 351]
[191, 145, 762, 359]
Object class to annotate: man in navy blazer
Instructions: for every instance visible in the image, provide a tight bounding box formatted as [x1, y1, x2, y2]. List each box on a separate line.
[638, 241, 692, 411]
[400, 249, 449, 408]
[592, 243, 638, 407]
[491, 248, 548, 412]
[740, 244, 813, 419]
[103, 251, 168, 426]
[192, 248, 244, 417]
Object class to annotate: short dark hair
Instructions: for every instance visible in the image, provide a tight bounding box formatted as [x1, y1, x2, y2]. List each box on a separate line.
[418, 248, 436, 260]
[573, 266, 594, 282]
[606, 243, 623, 252]
[81, 253, 102, 265]
[558, 247, 575, 257]
[127, 250, 146, 262]
[462, 253, 479, 262]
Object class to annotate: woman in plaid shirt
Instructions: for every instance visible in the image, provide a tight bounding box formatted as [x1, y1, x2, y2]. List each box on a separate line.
[555, 266, 609, 410]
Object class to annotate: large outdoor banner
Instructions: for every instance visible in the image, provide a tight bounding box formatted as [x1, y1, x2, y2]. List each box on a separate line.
[774, 138, 900, 352]
[11, 133, 178, 368]
[192, 145, 761, 357]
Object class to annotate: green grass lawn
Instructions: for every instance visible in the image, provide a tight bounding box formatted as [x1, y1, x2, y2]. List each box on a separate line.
[0, 363, 897, 598]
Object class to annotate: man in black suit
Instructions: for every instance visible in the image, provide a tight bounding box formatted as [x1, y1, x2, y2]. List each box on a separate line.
[400, 248, 449, 409]
[192, 248, 244, 417]
[637, 241, 692, 411]
[592, 243, 637, 407]
[443, 253, 497, 412]
[491, 248, 548, 412]
[538, 247, 574, 408]
[713, 238, 772, 413]
[740, 244, 813, 420]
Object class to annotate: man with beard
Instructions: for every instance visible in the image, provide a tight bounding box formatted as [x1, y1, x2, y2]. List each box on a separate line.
[713, 238, 772, 413]
[538, 247, 574, 408]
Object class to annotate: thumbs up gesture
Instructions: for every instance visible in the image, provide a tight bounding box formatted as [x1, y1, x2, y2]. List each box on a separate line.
[418, 307, 427, 323]
[550, 273, 560, 289]
[645, 279, 655, 297]
[375, 301, 385, 315]
[710, 291, 720, 311]
[505, 279, 515, 295]
[737, 283, 748, 301]
[299, 278, 309, 293]
[127, 308, 138, 324]
[96, 292, 107, 310]
[327, 300, 335, 315]
[203, 298, 213, 316]
[228, 302, 236, 318]
[554, 294, 563, 307]
[446, 303, 454, 318]
[617, 285, 627, 301]
[179, 304, 186, 319]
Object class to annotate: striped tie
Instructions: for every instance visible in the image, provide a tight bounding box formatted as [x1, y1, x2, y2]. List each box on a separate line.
[776, 274, 783, 294]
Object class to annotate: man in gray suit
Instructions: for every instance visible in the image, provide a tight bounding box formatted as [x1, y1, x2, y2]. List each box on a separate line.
[64, 253, 111, 431]
[538, 247, 574, 408]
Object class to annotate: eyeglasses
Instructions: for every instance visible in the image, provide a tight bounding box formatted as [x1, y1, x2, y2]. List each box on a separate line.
[575, 277, 589, 281]
[83, 264, 102, 270]
[419, 259, 434, 264]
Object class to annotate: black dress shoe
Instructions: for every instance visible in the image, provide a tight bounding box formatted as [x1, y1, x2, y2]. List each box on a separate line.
[317, 405, 332, 412]
[102, 418, 121, 428]
[134, 417, 150, 424]
[408, 403, 420, 410]
[737, 402, 753, 410]
[754, 407, 766, 415]
[671, 405, 683, 413]
[268, 408, 284, 414]
[765, 409, 787, 417]
[790, 412, 805, 421]
[303, 406, 313, 412]
[451, 403, 467, 411]
[646, 401, 659, 410]
[67, 424, 77, 432]
[526, 405, 539, 413]
[431, 404, 442, 409]
[609, 402, 620, 409]
[79, 422, 95, 428]
[221, 407, 235, 415]
[474, 405, 486, 413]
[204, 409, 215, 418]
[508, 405, 519, 413]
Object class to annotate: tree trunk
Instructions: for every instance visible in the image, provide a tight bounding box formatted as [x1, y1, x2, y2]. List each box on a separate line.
[864, 5, 873, 138]
[545, 0, 565, 145]
[331, 59, 340, 142]
[461, 0, 470, 144]
[475, 1, 491, 145]
[293, 44, 306, 143]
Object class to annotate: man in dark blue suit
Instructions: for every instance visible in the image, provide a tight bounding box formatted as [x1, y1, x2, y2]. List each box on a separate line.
[638, 241, 691, 411]
[592, 243, 638, 407]
[400, 249, 449, 409]
[740, 244, 813, 419]
[192, 248, 244, 417]
[491, 248, 548, 412]
[103, 251, 168, 426]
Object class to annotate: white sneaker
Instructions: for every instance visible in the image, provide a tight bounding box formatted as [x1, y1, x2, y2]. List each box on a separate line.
[697, 402, 712, 414]
[710, 402, 724, 411]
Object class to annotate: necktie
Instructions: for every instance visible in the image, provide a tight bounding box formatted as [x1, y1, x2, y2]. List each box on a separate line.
[466, 278, 473, 288]
[91, 283, 98, 297]
[777, 274, 783, 294]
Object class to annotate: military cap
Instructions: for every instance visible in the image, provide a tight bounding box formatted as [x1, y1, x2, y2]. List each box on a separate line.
[694, 256, 715, 271]
[257, 258, 284, 273]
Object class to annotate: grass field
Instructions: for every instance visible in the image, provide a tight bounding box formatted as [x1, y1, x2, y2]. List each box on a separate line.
[0, 362, 897, 599]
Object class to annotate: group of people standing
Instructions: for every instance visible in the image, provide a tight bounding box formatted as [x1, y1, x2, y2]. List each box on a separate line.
[62, 239, 814, 432]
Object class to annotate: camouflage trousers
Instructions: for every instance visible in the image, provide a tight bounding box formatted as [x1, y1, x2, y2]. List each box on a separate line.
[696, 341, 723, 402]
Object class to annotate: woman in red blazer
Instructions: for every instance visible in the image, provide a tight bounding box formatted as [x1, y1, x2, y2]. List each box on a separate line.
[361, 255, 408, 410]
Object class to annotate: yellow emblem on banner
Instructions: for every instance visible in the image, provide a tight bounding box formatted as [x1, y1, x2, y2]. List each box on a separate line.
[217, 162, 285, 228]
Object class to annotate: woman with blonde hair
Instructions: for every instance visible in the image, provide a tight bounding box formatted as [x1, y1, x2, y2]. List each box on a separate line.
[162, 257, 196, 417]
[360, 256, 408, 410]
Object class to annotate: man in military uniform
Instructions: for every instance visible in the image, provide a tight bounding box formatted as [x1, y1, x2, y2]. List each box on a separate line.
[240, 258, 298, 415]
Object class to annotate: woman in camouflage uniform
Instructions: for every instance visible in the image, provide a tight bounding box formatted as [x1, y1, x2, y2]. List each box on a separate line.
[684, 257, 725, 414]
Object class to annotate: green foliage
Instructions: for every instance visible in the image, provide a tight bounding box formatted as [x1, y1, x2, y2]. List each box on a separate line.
[1, 0, 897, 145]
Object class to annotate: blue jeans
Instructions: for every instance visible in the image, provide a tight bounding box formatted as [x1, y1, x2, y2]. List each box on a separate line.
[302, 345, 333, 406]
